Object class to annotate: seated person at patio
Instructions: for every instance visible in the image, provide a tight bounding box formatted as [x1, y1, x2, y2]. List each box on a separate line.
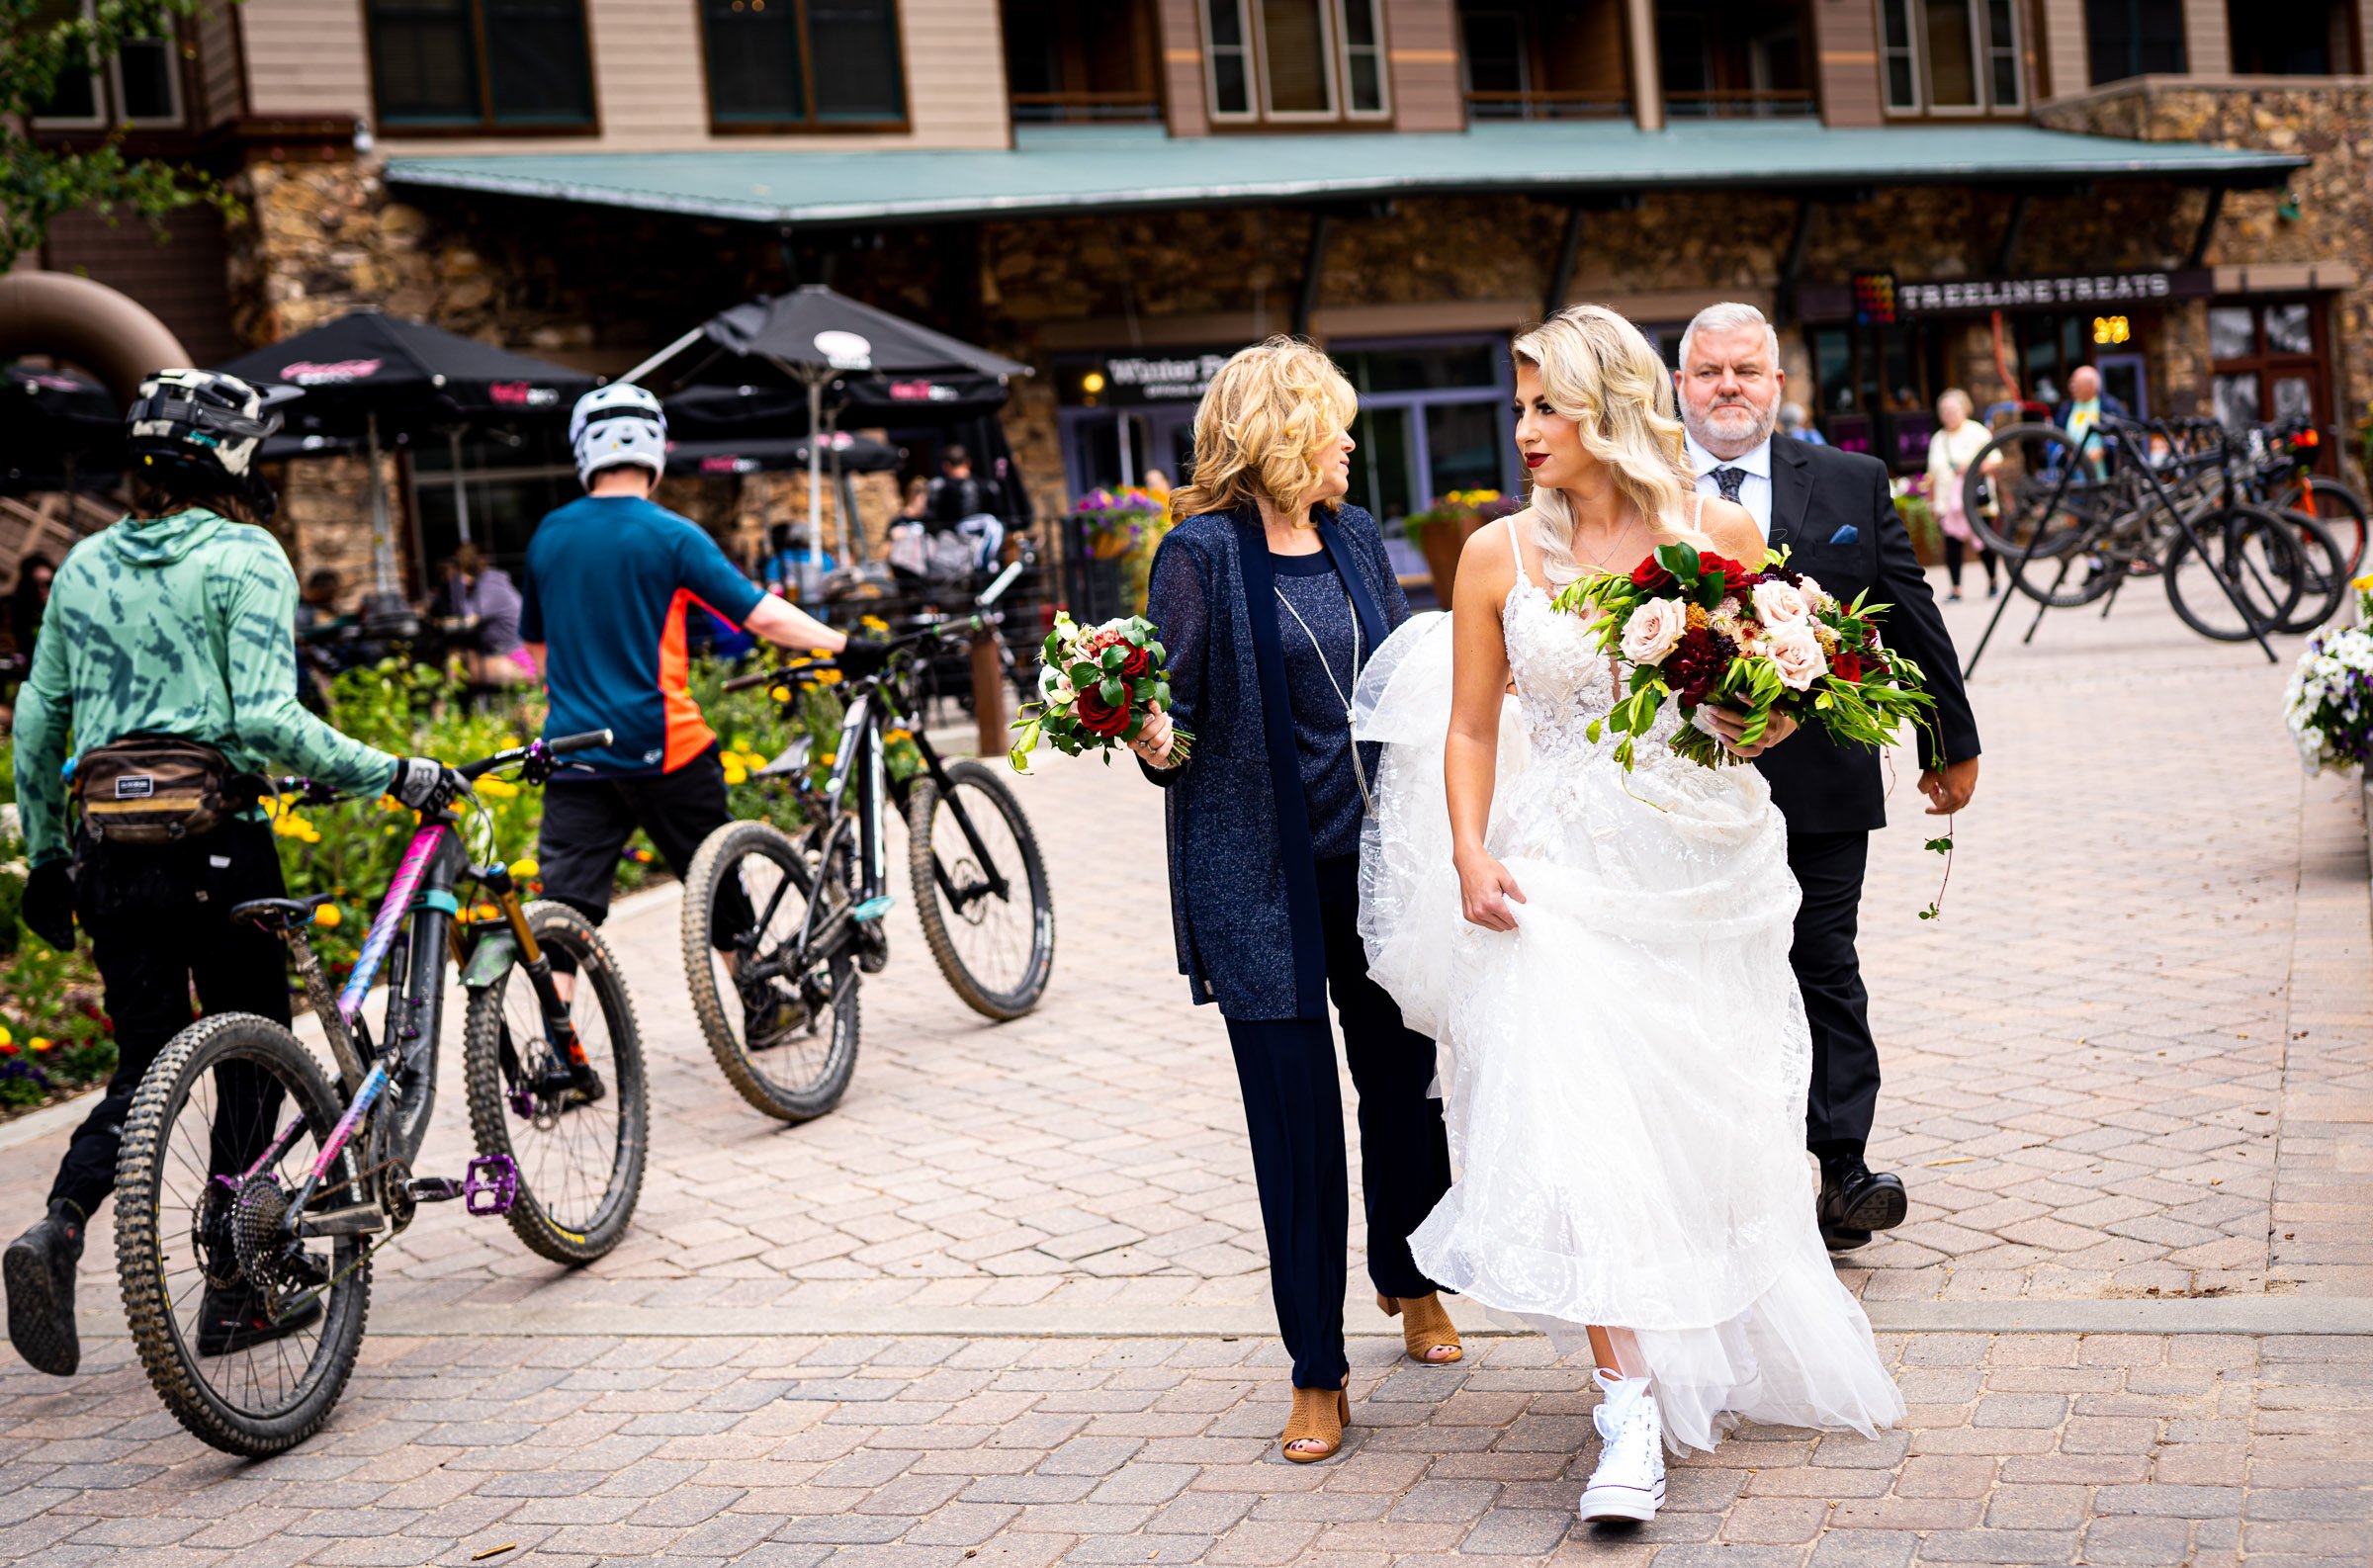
[431, 542, 536, 686]
[522, 385, 888, 995]
[927, 444, 989, 524]
[4, 370, 455, 1378]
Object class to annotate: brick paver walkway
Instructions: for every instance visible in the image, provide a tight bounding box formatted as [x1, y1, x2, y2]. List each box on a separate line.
[0, 575, 2366, 1565]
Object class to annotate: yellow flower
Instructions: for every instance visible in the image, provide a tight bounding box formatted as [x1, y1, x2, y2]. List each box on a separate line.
[28, 1037, 51, 1054]
[311, 905, 342, 929]
[299, 828, 322, 844]
[859, 613, 891, 635]
[768, 685, 792, 703]
[820, 752, 836, 767]
[884, 729, 912, 744]
[509, 857, 539, 880]
[475, 904, 501, 921]
[723, 764, 748, 787]
[477, 777, 519, 799]
[0, 1026, 13, 1048]
[816, 668, 843, 685]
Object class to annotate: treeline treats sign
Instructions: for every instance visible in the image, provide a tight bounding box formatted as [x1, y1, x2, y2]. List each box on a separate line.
[1799, 269, 2213, 322]
[1061, 352, 1231, 406]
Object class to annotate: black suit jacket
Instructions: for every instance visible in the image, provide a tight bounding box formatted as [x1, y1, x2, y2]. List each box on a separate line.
[1751, 439, 1981, 834]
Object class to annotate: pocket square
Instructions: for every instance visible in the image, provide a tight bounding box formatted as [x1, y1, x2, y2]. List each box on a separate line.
[1827, 525, 1860, 545]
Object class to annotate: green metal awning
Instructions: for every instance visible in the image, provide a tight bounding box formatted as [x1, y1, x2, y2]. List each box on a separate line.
[384, 121, 2304, 227]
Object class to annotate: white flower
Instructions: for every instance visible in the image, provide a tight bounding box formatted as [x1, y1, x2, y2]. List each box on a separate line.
[1039, 666, 1076, 706]
[1766, 625, 1828, 690]
[1795, 573, 1827, 605]
[1619, 597, 1689, 666]
[1750, 578, 1812, 628]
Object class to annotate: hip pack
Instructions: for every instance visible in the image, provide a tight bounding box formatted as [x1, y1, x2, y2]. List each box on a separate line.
[71, 736, 264, 845]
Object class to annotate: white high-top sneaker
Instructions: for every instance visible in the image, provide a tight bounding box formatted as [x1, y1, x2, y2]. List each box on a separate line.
[1578, 1372, 1666, 1524]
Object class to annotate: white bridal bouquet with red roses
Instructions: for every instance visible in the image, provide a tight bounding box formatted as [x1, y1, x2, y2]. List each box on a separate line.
[1008, 611, 1193, 772]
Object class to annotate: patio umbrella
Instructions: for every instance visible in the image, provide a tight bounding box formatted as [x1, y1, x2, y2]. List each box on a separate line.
[624, 285, 1028, 563]
[0, 364, 123, 494]
[666, 431, 902, 478]
[218, 310, 593, 593]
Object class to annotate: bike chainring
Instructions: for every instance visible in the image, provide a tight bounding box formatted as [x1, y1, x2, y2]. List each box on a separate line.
[381, 1157, 417, 1234]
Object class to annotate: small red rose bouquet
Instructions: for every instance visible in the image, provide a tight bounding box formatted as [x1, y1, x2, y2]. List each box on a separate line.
[1009, 611, 1193, 772]
[1549, 541, 1935, 771]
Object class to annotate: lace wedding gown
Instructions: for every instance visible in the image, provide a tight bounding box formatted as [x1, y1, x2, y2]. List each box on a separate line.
[1354, 523, 1903, 1455]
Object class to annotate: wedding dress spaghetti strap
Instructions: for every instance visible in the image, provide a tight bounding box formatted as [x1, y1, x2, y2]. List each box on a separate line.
[1354, 519, 1902, 1455]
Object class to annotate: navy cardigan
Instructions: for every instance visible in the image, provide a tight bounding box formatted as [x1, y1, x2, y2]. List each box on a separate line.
[1141, 504, 1411, 1021]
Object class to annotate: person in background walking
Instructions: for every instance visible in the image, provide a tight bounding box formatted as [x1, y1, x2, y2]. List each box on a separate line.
[1779, 401, 1827, 446]
[1130, 337, 1458, 1467]
[1928, 390, 1999, 601]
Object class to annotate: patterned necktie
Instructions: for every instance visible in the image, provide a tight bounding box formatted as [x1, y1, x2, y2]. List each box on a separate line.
[1712, 467, 1748, 504]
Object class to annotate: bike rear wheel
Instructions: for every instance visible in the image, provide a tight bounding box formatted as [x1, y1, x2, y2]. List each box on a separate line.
[682, 819, 862, 1122]
[1965, 423, 2114, 561]
[464, 902, 649, 1264]
[2164, 503, 2307, 642]
[908, 760, 1055, 1020]
[114, 1012, 372, 1456]
[2270, 508, 2350, 634]
[2271, 475, 2370, 577]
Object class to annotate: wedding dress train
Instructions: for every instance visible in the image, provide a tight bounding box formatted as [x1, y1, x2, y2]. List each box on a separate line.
[1354, 526, 1903, 1454]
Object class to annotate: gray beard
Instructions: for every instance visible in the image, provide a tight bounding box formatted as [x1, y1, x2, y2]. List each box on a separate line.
[1684, 404, 1777, 459]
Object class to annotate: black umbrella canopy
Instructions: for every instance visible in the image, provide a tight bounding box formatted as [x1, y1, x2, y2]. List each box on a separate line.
[215, 309, 594, 443]
[702, 285, 1030, 381]
[0, 365, 124, 492]
[667, 431, 902, 477]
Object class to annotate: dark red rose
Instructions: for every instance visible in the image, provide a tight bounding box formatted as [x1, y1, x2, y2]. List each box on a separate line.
[1075, 684, 1133, 738]
[1699, 554, 1746, 583]
[1630, 559, 1675, 591]
[1831, 652, 1863, 683]
[1119, 645, 1153, 678]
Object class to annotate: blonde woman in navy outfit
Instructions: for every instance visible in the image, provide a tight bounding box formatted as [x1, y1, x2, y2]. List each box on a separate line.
[1127, 338, 1458, 1464]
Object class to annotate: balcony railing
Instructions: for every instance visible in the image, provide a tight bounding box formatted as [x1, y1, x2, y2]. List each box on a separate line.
[1465, 89, 1629, 120]
[1010, 91, 1163, 125]
[1661, 88, 1817, 118]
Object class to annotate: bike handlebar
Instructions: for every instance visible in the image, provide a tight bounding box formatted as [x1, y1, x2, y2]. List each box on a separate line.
[456, 728, 613, 780]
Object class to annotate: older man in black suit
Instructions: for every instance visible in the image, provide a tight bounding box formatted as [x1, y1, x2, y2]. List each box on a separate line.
[1675, 303, 1983, 1251]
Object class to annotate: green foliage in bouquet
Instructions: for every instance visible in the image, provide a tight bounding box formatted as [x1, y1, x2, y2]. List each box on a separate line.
[1010, 612, 1191, 771]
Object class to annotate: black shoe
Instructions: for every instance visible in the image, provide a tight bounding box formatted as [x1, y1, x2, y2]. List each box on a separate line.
[1818, 1166, 1907, 1252]
[5, 1200, 85, 1376]
[195, 1282, 323, 1357]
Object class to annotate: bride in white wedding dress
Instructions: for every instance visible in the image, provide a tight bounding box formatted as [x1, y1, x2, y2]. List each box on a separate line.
[1356, 306, 1902, 1524]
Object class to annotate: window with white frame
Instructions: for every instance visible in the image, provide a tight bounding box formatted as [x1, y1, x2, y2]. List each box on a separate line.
[1878, 0, 2021, 114]
[30, 0, 182, 129]
[1203, 0, 1391, 122]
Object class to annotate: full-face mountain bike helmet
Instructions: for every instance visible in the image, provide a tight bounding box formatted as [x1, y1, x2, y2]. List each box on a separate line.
[124, 369, 299, 524]
[569, 383, 668, 488]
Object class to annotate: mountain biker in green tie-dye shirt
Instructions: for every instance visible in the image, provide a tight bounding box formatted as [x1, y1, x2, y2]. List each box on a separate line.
[3, 371, 455, 1381]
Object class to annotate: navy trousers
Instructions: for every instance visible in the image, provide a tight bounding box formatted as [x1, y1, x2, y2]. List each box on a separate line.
[1223, 857, 1451, 1390]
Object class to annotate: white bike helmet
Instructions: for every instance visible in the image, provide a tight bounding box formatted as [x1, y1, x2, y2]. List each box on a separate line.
[570, 383, 667, 488]
[125, 369, 298, 522]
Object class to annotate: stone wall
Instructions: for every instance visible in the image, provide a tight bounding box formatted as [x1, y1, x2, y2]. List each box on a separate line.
[2043, 81, 2371, 454]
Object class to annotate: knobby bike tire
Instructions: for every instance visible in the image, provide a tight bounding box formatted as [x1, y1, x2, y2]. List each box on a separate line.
[2274, 476, 2370, 578]
[2163, 503, 2306, 642]
[681, 819, 862, 1122]
[463, 902, 649, 1264]
[2271, 508, 2350, 634]
[908, 760, 1056, 1020]
[114, 1012, 371, 1456]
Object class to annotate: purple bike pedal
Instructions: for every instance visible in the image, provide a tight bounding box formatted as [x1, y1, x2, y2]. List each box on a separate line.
[464, 1155, 520, 1216]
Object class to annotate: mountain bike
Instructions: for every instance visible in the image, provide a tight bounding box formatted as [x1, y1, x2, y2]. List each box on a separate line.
[113, 732, 648, 1456]
[680, 560, 1054, 1122]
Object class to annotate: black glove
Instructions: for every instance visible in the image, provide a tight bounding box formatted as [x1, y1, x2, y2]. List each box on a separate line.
[835, 636, 894, 679]
[22, 861, 76, 952]
[388, 756, 461, 812]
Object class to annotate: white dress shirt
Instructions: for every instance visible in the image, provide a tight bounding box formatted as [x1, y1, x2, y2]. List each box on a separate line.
[1686, 434, 1774, 541]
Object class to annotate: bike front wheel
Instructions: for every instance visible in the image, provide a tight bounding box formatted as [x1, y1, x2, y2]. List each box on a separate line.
[682, 819, 862, 1122]
[114, 1012, 372, 1456]
[908, 760, 1055, 1019]
[2271, 475, 2370, 577]
[463, 901, 649, 1264]
[2164, 504, 2306, 642]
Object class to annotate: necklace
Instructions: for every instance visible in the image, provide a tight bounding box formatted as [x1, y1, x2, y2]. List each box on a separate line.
[1572, 509, 1646, 570]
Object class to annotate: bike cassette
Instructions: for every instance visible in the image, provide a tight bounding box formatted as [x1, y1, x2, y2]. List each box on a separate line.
[406, 1155, 519, 1216]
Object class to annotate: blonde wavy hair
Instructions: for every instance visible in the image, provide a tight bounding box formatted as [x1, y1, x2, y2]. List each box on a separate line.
[1172, 336, 1358, 524]
[1511, 305, 1700, 584]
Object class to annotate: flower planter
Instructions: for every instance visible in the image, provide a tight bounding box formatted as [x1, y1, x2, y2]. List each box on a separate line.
[1414, 509, 1486, 605]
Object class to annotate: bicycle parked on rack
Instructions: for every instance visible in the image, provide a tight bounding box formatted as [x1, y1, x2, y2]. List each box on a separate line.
[113, 732, 648, 1456]
[679, 561, 1054, 1123]
[1958, 411, 2349, 663]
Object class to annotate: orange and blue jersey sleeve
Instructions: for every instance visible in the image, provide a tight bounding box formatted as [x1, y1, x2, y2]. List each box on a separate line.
[675, 528, 765, 628]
